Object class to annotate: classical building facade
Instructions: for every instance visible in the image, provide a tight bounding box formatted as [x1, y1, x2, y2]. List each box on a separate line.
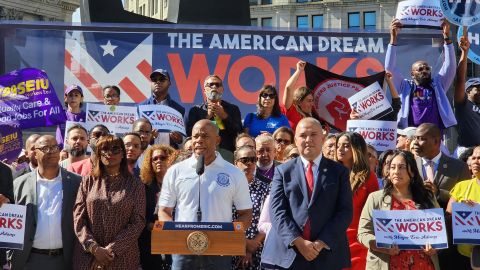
[124, 0, 400, 29]
[0, 0, 80, 21]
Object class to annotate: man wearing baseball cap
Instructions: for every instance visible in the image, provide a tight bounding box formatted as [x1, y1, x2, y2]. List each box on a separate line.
[454, 35, 480, 152]
[56, 84, 86, 149]
[139, 69, 185, 147]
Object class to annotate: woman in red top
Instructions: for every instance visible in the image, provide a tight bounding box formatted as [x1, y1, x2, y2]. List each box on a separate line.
[336, 132, 379, 270]
[282, 60, 330, 133]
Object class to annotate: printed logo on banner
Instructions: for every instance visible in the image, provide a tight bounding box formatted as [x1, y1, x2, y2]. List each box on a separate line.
[441, 0, 480, 26]
[64, 31, 152, 103]
[454, 211, 478, 226]
[397, 0, 444, 28]
[457, 24, 480, 65]
[375, 218, 395, 232]
[452, 202, 480, 244]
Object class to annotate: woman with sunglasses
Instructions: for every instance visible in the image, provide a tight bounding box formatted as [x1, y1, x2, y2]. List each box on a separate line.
[282, 144, 300, 162]
[138, 145, 176, 270]
[272, 127, 294, 162]
[243, 85, 290, 137]
[335, 132, 379, 270]
[73, 135, 145, 270]
[233, 145, 270, 270]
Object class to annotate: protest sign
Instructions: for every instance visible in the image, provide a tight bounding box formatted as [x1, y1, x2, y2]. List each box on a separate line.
[346, 120, 397, 151]
[452, 202, 480, 244]
[305, 63, 385, 131]
[397, 0, 444, 28]
[441, 0, 480, 26]
[0, 204, 26, 250]
[86, 104, 138, 134]
[0, 124, 22, 164]
[138, 105, 186, 136]
[0, 68, 66, 129]
[457, 23, 480, 65]
[373, 208, 448, 249]
[348, 82, 393, 120]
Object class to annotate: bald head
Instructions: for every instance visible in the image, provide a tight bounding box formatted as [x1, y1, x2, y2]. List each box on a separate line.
[417, 123, 441, 140]
[25, 134, 41, 167]
[295, 117, 325, 161]
[25, 134, 40, 150]
[34, 135, 60, 169]
[35, 135, 57, 148]
[193, 119, 219, 135]
[411, 60, 429, 71]
[191, 120, 220, 164]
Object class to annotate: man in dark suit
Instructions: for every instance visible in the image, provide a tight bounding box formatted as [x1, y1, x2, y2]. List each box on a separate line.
[186, 75, 242, 153]
[262, 118, 352, 270]
[411, 123, 470, 209]
[9, 135, 81, 270]
[411, 123, 470, 270]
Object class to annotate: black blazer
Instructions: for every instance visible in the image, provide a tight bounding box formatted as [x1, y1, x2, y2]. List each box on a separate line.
[0, 162, 14, 202]
[186, 100, 242, 152]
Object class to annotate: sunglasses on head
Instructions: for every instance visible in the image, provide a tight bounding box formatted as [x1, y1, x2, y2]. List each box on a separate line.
[152, 155, 169, 162]
[236, 156, 257, 164]
[260, 93, 276, 99]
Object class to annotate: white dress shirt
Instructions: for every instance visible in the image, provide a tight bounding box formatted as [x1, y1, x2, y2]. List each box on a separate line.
[33, 170, 63, 249]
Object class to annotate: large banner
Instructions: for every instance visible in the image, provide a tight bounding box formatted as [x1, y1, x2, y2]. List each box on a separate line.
[373, 208, 448, 249]
[441, 0, 480, 26]
[452, 202, 480, 244]
[305, 63, 385, 131]
[1, 23, 447, 121]
[458, 24, 480, 65]
[0, 204, 26, 250]
[0, 68, 66, 129]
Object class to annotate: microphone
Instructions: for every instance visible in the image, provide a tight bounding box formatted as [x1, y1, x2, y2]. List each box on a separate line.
[196, 155, 205, 222]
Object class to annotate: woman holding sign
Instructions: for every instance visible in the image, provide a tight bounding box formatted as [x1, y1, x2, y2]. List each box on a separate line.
[335, 132, 379, 270]
[358, 150, 440, 270]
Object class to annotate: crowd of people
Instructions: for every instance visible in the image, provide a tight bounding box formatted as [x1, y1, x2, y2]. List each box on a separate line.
[0, 18, 480, 270]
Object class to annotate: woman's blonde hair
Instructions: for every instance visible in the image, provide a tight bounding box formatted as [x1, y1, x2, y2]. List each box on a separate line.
[335, 132, 370, 192]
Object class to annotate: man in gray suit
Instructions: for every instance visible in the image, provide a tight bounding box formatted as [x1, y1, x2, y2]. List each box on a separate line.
[411, 123, 470, 209]
[411, 123, 471, 270]
[9, 135, 81, 270]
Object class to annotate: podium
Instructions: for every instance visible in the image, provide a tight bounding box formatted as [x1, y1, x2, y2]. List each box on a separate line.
[151, 221, 246, 255]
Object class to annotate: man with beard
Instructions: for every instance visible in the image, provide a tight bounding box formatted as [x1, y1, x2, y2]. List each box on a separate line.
[13, 134, 40, 178]
[67, 125, 109, 176]
[123, 132, 142, 177]
[139, 69, 185, 147]
[386, 18, 456, 131]
[454, 31, 480, 152]
[186, 75, 242, 153]
[60, 125, 89, 169]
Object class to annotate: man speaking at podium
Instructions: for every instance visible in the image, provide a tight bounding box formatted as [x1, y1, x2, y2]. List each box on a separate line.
[262, 118, 353, 269]
[158, 119, 253, 270]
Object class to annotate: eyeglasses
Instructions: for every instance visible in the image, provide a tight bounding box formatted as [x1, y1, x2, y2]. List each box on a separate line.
[275, 138, 291, 145]
[288, 153, 300, 159]
[205, 82, 222, 88]
[100, 146, 122, 156]
[35, 145, 60, 153]
[104, 95, 119, 99]
[91, 131, 107, 139]
[236, 156, 257, 164]
[152, 155, 169, 162]
[260, 93, 276, 99]
[415, 66, 431, 72]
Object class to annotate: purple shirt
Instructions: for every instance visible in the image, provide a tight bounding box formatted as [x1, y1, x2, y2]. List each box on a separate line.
[56, 110, 86, 148]
[408, 85, 444, 129]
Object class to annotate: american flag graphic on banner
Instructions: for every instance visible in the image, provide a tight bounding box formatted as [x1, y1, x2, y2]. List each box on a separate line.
[64, 31, 152, 103]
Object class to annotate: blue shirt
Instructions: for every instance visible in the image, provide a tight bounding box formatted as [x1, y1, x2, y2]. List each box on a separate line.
[243, 112, 291, 137]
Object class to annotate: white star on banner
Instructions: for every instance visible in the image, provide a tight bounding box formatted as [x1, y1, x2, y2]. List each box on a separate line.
[100, 40, 118, 56]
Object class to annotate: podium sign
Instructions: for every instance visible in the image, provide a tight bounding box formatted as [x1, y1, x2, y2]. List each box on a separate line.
[152, 221, 246, 255]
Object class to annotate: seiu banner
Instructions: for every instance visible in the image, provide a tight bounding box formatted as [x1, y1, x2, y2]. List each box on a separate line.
[0, 68, 66, 129]
[3, 23, 446, 118]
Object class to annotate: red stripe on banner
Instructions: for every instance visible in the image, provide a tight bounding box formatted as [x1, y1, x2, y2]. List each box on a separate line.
[64, 50, 103, 101]
[468, 220, 473, 226]
[476, 216, 480, 225]
[455, 215, 466, 226]
[118, 77, 147, 103]
[388, 227, 393, 233]
[137, 60, 152, 81]
[375, 222, 386, 232]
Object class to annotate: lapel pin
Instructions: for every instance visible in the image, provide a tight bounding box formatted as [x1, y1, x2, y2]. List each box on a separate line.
[443, 164, 447, 169]
[323, 168, 327, 172]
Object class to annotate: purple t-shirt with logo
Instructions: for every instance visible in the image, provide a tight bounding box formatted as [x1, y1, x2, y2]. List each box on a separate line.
[408, 85, 444, 130]
[56, 110, 86, 148]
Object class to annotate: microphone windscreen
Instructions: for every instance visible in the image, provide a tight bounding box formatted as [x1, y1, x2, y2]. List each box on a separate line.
[196, 155, 205, 175]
